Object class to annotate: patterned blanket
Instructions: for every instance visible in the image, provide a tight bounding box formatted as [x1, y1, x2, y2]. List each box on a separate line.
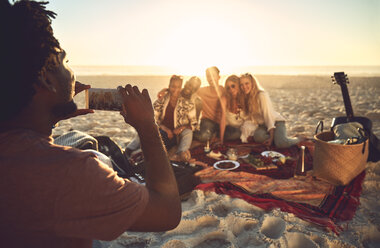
[191, 140, 365, 234]
[195, 168, 334, 207]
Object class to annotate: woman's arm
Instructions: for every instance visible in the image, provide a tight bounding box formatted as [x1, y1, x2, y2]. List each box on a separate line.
[259, 92, 276, 131]
[262, 128, 274, 147]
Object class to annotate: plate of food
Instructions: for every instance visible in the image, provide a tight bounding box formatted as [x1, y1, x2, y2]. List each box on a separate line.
[237, 147, 251, 158]
[238, 153, 250, 159]
[213, 160, 240, 171]
[261, 151, 285, 162]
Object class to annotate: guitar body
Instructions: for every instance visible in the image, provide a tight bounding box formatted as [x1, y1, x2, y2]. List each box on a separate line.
[332, 72, 379, 162]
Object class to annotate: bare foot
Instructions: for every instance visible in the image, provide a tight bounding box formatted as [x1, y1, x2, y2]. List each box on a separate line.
[181, 150, 192, 162]
[169, 153, 180, 161]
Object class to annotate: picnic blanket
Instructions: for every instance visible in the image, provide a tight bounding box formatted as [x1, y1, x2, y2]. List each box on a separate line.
[191, 140, 365, 234]
[195, 167, 334, 207]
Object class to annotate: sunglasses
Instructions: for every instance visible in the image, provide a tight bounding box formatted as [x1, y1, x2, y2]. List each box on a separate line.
[226, 84, 236, 90]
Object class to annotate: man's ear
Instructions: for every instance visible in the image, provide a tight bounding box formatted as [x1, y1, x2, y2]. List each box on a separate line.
[36, 69, 57, 93]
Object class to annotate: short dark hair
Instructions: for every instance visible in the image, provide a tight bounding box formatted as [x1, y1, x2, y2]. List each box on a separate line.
[0, 0, 60, 121]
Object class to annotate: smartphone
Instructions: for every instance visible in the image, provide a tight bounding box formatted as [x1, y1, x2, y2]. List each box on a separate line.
[85, 88, 123, 111]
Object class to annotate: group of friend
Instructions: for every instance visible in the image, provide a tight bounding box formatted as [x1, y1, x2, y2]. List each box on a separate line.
[127, 66, 300, 162]
[0, 1, 305, 246]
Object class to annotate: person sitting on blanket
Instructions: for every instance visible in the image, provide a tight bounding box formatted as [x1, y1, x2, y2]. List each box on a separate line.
[181, 76, 203, 123]
[0, 1, 181, 247]
[222, 75, 249, 142]
[126, 75, 198, 162]
[239, 73, 300, 148]
[156, 76, 202, 123]
[193, 66, 227, 144]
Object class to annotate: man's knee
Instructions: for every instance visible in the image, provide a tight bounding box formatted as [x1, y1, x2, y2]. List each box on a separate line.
[224, 128, 241, 141]
[253, 129, 269, 143]
[181, 128, 193, 138]
[194, 130, 212, 142]
[274, 138, 288, 149]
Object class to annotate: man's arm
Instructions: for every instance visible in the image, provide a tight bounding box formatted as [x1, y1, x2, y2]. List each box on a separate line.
[157, 88, 168, 100]
[118, 85, 181, 231]
[159, 124, 174, 139]
[173, 125, 191, 135]
[219, 96, 227, 144]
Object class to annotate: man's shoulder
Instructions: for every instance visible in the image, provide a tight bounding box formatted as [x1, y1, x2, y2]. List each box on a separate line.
[217, 85, 226, 97]
[198, 86, 210, 94]
[0, 129, 53, 156]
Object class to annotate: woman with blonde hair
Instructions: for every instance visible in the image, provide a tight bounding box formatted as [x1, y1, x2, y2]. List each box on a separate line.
[240, 73, 299, 148]
[223, 75, 247, 141]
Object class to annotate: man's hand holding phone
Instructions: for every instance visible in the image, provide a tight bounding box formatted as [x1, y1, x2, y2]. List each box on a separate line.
[118, 84, 155, 131]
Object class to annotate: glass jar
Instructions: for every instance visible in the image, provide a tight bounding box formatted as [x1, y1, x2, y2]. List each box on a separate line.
[226, 148, 238, 160]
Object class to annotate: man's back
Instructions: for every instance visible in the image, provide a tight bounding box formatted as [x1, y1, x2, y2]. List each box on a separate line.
[0, 129, 149, 248]
[1, 2, 181, 246]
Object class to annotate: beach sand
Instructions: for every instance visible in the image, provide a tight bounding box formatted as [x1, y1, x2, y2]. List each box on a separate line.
[53, 75, 380, 247]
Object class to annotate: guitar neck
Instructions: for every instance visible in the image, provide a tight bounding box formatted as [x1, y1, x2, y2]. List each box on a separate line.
[339, 82, 354, 120]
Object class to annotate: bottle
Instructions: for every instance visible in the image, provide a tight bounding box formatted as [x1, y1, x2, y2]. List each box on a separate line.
[204, 139, 211, 153]
[294, 146, 307, 177]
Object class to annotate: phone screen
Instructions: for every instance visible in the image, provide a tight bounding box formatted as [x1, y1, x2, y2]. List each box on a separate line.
[85, 88, 122, 111]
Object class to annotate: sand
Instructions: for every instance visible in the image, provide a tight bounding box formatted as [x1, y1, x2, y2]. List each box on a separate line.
[53, 75, 380, 248]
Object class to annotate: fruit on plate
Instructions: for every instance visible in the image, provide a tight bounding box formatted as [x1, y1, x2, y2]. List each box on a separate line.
[245, 155, 264, 167]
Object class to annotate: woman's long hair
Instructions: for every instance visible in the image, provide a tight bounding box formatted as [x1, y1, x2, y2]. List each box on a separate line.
[224, 75, 245, 113]
[240, 73, 265, 119]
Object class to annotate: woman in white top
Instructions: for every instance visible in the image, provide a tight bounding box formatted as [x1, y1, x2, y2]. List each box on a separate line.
[223, 75, 247, 141]
[240, 73, 299, 148]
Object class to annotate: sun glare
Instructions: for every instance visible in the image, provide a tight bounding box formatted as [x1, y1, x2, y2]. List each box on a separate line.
[55, 1, 380, 72]
[150, 14, 251, 76]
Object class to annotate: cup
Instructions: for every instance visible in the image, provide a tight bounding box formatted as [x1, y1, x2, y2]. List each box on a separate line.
[226, 148, 238, 160]
[204, 140, 211, 153]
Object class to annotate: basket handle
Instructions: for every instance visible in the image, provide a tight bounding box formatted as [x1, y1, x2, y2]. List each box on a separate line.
[315, 120, 324, 135]
[358, 128, 368, 154]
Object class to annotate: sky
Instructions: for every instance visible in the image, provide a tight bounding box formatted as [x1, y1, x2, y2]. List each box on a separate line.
[47, 0, 380, 74]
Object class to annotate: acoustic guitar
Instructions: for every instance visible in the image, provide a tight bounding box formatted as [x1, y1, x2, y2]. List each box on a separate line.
[331, 72, 372, 129]
[331, 72, 379, 162]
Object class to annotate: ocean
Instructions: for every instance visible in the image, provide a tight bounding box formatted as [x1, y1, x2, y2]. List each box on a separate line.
[73, 65, 380, 110]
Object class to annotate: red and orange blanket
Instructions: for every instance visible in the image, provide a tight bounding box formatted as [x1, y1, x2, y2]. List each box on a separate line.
[190, 141, 365, 234]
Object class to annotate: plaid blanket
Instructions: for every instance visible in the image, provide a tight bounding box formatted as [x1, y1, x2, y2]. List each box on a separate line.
[191, 140, 365, 234]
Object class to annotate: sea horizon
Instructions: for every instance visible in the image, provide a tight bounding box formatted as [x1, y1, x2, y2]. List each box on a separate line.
[72, 65, 380, 77]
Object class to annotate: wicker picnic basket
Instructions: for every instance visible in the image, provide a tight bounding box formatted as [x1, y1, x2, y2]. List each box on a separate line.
[312, 131, 368, 186]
